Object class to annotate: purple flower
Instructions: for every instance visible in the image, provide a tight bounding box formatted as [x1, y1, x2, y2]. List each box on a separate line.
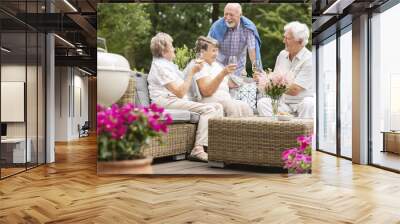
[126, 114, 138, 123]
[281, 135, 313, 174]
[97, 104, 105, 112]
[165, 114, 173, 125]
[282, 148, 296, 160]
[297, 135, 312, 146]
[148, 118, 161, 132]
[97, 103, 172, 159]
[149, 103, 164, 113]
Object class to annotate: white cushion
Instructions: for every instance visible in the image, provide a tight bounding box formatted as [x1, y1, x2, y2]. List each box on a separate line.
[164, 109, 199, 124]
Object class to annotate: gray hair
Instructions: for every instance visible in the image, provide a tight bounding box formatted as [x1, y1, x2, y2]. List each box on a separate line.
[150, 32, 173, 58]
[225, 3, 242, 15]
[195, 36, 219, 54]
[284, 21, 309, 46]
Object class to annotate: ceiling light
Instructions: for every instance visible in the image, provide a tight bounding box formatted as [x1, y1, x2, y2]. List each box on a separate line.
[1, 47, 11, 53]
[54, 34, 75, 48]
[322, 0, 354, 15]
[78, 67, 92, 76]
[63, 0, 78, 12]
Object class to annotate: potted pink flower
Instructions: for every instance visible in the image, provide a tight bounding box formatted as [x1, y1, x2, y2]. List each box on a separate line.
[281, 135, 312, 174]
[262, 72, 291, 118]
[97, 103, 172, 174]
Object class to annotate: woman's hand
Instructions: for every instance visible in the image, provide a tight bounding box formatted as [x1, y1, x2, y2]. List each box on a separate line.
[191, 60, 204, 74]
[222, 64, 237, 76]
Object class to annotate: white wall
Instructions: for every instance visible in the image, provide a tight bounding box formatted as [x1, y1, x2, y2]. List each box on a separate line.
[1, 64, 46, 164]
[55, 66, 70, 141]
[55, 67, 89, 141]
[1, 65, 38, 137]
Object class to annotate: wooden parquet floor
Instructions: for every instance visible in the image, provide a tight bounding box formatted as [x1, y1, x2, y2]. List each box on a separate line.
[1, 135, 400, 223]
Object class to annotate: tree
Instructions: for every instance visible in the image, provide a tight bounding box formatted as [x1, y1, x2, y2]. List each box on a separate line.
[97, 3, 152, 71]
[97, 3, 312, 74]
[243, 3, 312, 70]
[211, 4, 220, 23]
[145, 4, 214, 51]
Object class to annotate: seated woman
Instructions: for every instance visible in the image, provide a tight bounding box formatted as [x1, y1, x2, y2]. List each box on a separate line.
[147, 32, 223, 162]
[187, 36, 253, 117]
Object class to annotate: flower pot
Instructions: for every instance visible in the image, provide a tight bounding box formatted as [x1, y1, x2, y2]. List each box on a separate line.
[97, 156, 153, 175]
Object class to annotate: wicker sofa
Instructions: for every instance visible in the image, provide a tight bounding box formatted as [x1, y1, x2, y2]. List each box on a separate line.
[117, 72, 199, 160]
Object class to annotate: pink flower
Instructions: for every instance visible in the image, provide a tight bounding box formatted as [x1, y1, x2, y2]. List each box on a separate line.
[97, 103, 172, 145]
[97, 104, 105, 112]
[297, 135, 312, 145]
[150, 103, 164, 113]
[165, 114, 173, 125]
[126, 114, 138, 123]
[282, 148, 296, 159]
[281, 135, 313, 174]
[264, 72, 291, 100]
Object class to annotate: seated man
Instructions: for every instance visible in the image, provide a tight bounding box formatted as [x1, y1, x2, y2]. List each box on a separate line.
[147, 32, 224, 162]
[255, 21, 314, 118]
[186, 36, 253, 117]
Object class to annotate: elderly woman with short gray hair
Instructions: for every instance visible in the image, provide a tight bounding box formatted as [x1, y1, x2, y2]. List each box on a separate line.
[255, 21, 314, 118]
[147, 32, 223, 162]
[186, 36, 253, 117]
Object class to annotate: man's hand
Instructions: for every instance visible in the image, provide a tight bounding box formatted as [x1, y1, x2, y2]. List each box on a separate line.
[252, 71, 264, 83]
[285, 84, 304, 96]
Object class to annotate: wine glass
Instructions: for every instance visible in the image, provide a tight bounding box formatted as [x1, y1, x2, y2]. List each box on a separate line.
[228, 56, 243, 86]
[195, 52, 204, 64]
[252, 59, 262, 73]
[228, 56, 237, 66]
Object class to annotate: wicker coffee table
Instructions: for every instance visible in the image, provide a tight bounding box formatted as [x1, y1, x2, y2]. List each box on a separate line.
[208, 117, 314, 168]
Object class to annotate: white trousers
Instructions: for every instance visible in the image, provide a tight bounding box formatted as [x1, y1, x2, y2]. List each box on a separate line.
[153, 97, 223, 147]
[257, 97, 314, 119]
[200, 95, 253, 117]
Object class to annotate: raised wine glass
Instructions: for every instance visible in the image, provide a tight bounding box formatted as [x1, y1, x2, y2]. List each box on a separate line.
[252, 59, 262, 73]
[228, 56, 237, 67]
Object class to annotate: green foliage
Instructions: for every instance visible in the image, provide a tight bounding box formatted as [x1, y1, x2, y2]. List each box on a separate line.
[243, 3, 312, 70]
[97, 3, 152, 71]
[97, 3, 311, 74]
[146, 4, 214, 51]
[173, 45, 195, 70]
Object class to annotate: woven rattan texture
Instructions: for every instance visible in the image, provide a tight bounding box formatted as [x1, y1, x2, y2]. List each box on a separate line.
[142, 123, 196, 158]
[208, 117, 313, 167]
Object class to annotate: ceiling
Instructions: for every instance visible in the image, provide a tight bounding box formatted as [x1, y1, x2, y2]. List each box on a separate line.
[0, 0, 98, 74]
[312, 0, 390, 44]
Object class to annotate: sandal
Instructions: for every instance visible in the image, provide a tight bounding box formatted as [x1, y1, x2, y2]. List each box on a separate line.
[189, 148, 208, 162]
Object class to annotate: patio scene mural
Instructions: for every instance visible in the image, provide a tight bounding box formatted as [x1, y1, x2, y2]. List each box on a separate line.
[96, 3, 313, 175]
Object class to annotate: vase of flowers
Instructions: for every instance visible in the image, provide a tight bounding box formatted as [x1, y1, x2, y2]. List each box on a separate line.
[263, 72, 290, 119]
[97, 103, 172, 175]
[281, 135, 312, 174]
[271, 99, 279, 118]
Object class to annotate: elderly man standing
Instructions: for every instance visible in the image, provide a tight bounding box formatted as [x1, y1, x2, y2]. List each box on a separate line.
[208, 3, 262, 76]
[208, 3, 262, 109]
[255, 21, 314, 118]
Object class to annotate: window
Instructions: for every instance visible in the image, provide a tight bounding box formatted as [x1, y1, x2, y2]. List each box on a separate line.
[0, 2, 46, 179]
[339, 28, 352, 158]
[371, 3, 400, 171]
[318, 36, 337, 155]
